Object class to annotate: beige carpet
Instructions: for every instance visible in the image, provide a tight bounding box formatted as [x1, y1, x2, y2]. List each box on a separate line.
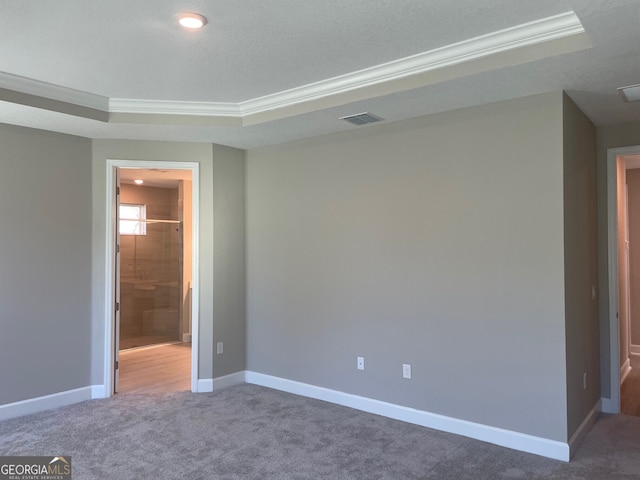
[1, 385, 640, 479]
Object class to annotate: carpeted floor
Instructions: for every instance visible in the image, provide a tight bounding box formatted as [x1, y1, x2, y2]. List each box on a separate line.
[1, 384, 640, 479]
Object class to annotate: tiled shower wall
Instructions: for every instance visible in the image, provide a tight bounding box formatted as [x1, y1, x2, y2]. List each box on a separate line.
[120, 184, 179, 280]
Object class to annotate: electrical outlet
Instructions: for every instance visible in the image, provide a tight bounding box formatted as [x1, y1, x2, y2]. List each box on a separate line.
[357, 356, 365, 370]
[217, 342, 223, 355]
[592, 286, 596, 301]
[583, 372, 587, 390]
[403, 364, 412, 379]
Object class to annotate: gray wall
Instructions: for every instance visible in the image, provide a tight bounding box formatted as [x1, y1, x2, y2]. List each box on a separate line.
[0, 123, 92, 404]
[562, 94, 599, 440]
[212, 144, 246, 378]
[91, 140, 216, 383]
[247, 92, 569, 441]
[596, 121, 640, 399]
[90, 140, 246, 386]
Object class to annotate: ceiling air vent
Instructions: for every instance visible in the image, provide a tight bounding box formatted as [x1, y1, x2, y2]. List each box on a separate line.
[340, 112, 384, 126]
[618, 84, 640, 103]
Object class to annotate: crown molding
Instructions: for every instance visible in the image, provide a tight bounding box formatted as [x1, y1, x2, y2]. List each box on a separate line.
[0, 11, 584, 124]
[0, 71, 108, 111]
[238, 11, 584, 116]
[108, 98, 240, 117]
[110, 10, 584, 119]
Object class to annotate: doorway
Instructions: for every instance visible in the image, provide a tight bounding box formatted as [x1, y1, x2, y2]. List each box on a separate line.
[606, 145, 640, 414]
[619, 155, 640, 415]
[104, 160, 200, 396]
[116, 168, 192, 393]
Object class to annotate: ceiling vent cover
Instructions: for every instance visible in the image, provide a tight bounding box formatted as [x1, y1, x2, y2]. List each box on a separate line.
[618, 84, 640, 103]
[340, 112, 384, 126]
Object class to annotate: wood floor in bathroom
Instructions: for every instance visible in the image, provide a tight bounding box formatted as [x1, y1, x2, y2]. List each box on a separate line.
[622, 355, 640, 417]
[120, 335, 179, 350]
[118, 342, 191, 394]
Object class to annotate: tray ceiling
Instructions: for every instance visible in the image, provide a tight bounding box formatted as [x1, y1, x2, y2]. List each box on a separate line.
[0, 0, 638, 149]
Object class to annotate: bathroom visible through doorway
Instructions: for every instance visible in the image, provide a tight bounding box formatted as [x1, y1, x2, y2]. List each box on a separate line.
[115, 167, 194, 394]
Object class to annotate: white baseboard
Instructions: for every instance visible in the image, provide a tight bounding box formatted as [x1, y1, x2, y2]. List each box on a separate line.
[245, 371, 570, 462]
[196, 379, 214, 393]
[182, 333, 192, 343]
[197, 372, 245, 392]
[91, 385, 107, 399]
[630, 344, 640, 356]
[600, 397, 616, 414]
[213, 371, 246, 390]
[0, 386, 94, 421]
[621, 358, 632, 385]
[568, 399, 600, 458]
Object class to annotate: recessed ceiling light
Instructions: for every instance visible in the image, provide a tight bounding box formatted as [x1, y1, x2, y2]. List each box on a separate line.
[134, 179, 144, 185]
[178, 13, 207, 29]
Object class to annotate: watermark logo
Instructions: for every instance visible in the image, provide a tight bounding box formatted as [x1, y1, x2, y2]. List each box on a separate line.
[0, 456, 71, 480]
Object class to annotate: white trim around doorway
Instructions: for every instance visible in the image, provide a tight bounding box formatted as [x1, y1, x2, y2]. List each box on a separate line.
[605, 145, 640, 414]
[103, 159, 200, 396]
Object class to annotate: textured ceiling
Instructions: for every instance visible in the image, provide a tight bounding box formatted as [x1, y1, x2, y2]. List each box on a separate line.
[120, 168, 192, 188]
[0, 0, 639, 149]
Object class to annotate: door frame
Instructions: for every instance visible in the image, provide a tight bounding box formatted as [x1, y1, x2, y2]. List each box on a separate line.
[606, 145, 640, 413]
[103, 159, 200, 395]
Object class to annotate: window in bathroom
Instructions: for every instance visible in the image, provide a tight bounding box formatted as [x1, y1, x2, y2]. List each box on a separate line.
[120, 204, 147, 235]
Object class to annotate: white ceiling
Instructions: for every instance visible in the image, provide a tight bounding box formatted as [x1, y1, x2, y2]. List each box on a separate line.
[0, 0, 638, 149]
[120, 168, 192, 188]
[625, 154, 640, 169]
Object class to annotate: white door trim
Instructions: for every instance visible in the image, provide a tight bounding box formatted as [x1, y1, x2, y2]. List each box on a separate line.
[103, 159, 200, 396]
[606, 145, 640, 413]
